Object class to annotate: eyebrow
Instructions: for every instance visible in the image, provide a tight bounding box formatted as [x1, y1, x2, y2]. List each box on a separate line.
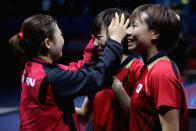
[95, 34, 103, 37]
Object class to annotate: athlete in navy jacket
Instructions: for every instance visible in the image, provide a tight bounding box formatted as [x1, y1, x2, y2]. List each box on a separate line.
[9, 13, 130, 131]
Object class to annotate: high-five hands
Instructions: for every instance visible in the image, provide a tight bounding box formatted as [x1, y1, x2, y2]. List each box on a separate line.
[108, 12, 130, 44]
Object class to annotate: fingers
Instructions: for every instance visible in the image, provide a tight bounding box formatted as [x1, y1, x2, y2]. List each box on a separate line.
[108, 12, 130, 44]
[120, 13, 130, 30]
[113, 12, 129, 27]
[111, 17, 116, 27]
[124, 18, 130, 29]
[119, 13, 130, 29]
[115, 12, 119, 24]
[109, 17, 115, 30]
[120, 13, 125, 25]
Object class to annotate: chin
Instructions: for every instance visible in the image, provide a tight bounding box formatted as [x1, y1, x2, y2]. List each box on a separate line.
[128, 45, 136, 51]
[56, 54, 62, 60]
[98, 52, 104, 56]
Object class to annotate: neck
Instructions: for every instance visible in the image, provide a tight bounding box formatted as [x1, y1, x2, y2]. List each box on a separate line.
[121, 54, 128, 63]
[141, 47, 158, 63]
[38, 55, 53, 63]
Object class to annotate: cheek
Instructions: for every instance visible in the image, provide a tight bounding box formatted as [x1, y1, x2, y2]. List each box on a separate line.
[59, 37, 64, 48]
[103, 36, 107, 41]
[133, 30, 146, 42]
[61, 39, 64, 47]
[101, 36, 107, 44]
[100, 39, 106, 46]
[126, 27, 132, 34]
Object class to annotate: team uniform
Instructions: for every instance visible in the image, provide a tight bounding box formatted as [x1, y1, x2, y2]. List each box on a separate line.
[93, 55, 143, 131]
[19, 40, 122, 131]
[130, 52, 189, 131]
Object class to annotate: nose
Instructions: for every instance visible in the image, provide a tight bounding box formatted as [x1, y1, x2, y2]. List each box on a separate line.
[126, 26, 132, 35]
[94, 39, 99, 46]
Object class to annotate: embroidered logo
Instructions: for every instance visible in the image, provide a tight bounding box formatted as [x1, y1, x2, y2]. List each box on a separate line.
[136, 83, 143, 94]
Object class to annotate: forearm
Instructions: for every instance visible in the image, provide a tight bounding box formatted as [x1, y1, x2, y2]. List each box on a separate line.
[75, 108, 92, 124]
[75, 96, 94, 124]
[111, 77, 130, 118]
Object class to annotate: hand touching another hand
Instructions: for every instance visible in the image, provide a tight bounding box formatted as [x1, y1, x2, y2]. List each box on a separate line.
[108, 12, 130, 44]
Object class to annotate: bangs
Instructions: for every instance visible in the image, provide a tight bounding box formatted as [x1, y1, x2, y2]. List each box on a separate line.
[91, 15, 105, 36]
[130, 4, 151, 23]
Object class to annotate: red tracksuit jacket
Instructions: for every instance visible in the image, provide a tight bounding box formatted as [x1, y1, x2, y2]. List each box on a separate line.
[19, 39, 122, 131]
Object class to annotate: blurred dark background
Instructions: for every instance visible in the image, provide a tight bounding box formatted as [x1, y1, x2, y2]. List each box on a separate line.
[0, 0, 196, 130]
[0, 0, 158, 88]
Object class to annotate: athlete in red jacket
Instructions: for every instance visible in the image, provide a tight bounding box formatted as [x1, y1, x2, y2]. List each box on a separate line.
[75, 8, 144, 131]
[9, 13, 130, 131]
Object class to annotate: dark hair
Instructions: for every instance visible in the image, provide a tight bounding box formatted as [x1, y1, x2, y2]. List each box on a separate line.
[91, 8, 130, 37]
[9, 14, 57, 60]
[130, 4, 180, 51]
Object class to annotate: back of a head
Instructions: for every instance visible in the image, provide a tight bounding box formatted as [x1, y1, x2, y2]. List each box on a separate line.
[130, 4, 180, 51]
[92, 8, 130, 36]
[8, 14, 57, 61]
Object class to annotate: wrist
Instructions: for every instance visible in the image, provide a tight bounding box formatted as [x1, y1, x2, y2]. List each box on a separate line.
[110, 36, 122, 44]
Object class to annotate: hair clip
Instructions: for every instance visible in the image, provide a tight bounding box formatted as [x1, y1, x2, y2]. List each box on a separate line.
[19, 32, 24, 39]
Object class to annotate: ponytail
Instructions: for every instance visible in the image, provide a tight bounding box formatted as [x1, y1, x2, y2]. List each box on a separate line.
[8, 33, 27, 63]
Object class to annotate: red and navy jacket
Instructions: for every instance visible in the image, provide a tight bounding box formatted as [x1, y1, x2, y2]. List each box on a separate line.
[19, 39, 122, 131]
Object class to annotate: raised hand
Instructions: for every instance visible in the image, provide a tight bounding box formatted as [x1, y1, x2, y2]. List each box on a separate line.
[108, 12, 130, 44]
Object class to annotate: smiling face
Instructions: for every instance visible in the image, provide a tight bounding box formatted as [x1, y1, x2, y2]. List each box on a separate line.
[126, 12, 154, 54]
[91, 8, 131, 56]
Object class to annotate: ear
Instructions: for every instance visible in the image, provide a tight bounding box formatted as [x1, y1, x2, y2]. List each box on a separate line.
[42, 38, 51, 49]
[151, 29, 159, 40]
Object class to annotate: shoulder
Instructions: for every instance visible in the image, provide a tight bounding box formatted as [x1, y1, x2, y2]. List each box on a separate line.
[131, 59, 144, 68]
[95, 89, 114, 100]
[43, 65, 75, 82]
[127, 58, 144, 72]
[151, 59, 171, 72]
[148, 59, 179, 81]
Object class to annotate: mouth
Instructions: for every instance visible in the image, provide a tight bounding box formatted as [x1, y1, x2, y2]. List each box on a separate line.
[126, 37, 137, 51]
[127, 38, 134, 45]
